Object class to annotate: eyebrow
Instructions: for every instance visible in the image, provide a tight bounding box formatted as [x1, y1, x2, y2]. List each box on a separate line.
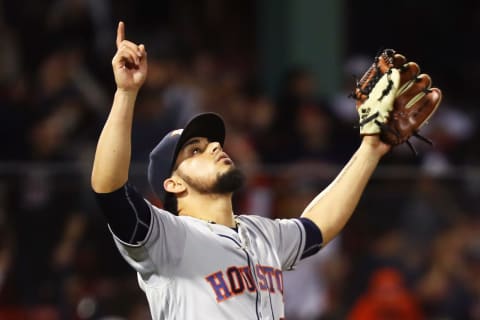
[182, 138, 202, 149]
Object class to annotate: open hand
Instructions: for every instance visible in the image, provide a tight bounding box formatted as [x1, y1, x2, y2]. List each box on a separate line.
[112, 21, 147, 92]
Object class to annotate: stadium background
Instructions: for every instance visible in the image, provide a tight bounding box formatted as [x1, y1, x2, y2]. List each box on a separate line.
[0, 0, 479, 319]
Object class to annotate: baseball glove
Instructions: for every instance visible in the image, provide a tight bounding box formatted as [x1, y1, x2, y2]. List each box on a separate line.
[352, 49, 442, 154]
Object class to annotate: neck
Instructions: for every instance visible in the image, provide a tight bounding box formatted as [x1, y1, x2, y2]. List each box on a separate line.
[178, 192, 236, 227]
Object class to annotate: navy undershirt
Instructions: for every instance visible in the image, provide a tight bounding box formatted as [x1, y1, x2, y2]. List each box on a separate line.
[94, 183, 323, 258]
[94, 183, 151, 245]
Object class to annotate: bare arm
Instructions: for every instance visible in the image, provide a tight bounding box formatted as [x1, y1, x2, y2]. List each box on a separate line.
[91, 22, 148, 193]
[301, 136, 390, 245]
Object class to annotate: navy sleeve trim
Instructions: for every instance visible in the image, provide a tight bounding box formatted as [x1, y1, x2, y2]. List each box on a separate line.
[299, 217, 323, 259]
[94, 183, 152, 245]
[290, 220, 303, 269]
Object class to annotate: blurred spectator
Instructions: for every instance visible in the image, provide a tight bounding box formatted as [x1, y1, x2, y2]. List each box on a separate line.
[399, 174, 462, 273]
[0, 74, 32, 161]
[329, 54, 371, 125]
[0, 224, 16, 303]
[0, 18, 21, 85]
[269, 67, 318, 163]
[347, 267, 424, 320]
[0, 10, 31, 161]
[7, 126, 90, 313]
[284, 237, 344, 320]
[293, 101, 343, 164]
[414, 219, 474, 319]
[345, 226, 407, 308]
[11, 168, 88, 303]
[463, 225, 480, 319]
[161, 49, 207, 128]
[419, 100, 476, 169]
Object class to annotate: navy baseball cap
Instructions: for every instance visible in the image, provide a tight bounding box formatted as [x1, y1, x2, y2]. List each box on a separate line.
[148, 112, 225, 202]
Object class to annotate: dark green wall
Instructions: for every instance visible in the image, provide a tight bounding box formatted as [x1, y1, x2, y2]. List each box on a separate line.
[257, 0, 344, 97]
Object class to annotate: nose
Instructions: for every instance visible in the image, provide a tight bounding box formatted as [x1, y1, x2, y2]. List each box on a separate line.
[209, 141, 222, 154]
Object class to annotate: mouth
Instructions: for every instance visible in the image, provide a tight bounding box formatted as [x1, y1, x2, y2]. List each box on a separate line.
[216, 152, 232, 163]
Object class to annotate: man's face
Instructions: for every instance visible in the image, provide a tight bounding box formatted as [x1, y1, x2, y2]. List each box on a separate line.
[172, 137, 244, 194]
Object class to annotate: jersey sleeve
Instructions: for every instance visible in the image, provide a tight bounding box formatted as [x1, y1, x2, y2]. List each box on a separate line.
[244, 216, 323, 271]
[94, 184, 187, 277]
[272, 218, 306, 270]
[110, 203, 187, 277]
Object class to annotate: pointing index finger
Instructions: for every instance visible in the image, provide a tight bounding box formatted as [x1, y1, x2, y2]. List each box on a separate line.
[116, 21, 125, 49]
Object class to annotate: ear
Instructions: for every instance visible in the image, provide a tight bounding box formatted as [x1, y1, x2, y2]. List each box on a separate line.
[163, 177, 186, 195]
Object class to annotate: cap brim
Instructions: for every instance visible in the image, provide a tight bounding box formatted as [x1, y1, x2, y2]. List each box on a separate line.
[174, 113, 226, 163]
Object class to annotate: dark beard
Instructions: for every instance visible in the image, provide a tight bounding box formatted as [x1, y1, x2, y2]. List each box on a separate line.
[211, 167, 245, 194]
[178, 167, 246, 195]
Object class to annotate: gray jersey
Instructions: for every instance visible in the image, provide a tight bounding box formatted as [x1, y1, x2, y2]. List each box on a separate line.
[111, 200, 307, 320]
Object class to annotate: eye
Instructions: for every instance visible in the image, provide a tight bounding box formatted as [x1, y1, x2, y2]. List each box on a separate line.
[192, 147, 201, 155]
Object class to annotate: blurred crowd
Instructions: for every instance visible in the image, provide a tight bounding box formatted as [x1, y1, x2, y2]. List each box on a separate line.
[1, 0, 480, 319]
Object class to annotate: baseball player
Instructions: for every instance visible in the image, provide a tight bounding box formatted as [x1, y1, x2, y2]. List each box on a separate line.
[91, 22, 391, 319]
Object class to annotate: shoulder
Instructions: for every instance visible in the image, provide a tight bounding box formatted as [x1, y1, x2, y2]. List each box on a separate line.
[238, 214, 301, 226]
[237, 214, 303, 235]
[147, 202, 171, 216]
[145, 200, 180, 219]
[144, 201, 194, 231]
[237, 214, 274, 227]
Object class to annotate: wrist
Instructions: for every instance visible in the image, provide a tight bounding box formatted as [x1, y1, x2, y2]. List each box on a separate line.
[112, 88, 139, 112]
[360, 135, 391, 159]
[115, 88, 139, 98]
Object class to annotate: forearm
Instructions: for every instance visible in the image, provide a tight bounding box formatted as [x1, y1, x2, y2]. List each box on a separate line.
[91, 89, 138, 193]
[301, 140, 383, 244]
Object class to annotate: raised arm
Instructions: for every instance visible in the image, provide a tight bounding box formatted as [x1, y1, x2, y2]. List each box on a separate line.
[91, 21, 148, 193]
[301, 136, 390, 245]
[301, 48, 442, 246]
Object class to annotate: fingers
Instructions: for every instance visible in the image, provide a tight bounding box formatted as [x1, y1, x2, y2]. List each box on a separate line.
[116, 21, 142, 56]
[113, 46, 147, 69]
[121, 46, 140, 67]
[122, 40, 142, 57]
[139, 44, 146, 55]
[121, 41, 143, 63]
[428, 88, 442, 105]
[116, 21, 125, 49]
[395, 74, 433, 110]
[398, 87, 442, 131]
[113, 21, 146, 68]
[397, 62, 420, 94]
[417, 87, 442, 128]
[138, 44, 147, 65]
[392, 53, 407, 67]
